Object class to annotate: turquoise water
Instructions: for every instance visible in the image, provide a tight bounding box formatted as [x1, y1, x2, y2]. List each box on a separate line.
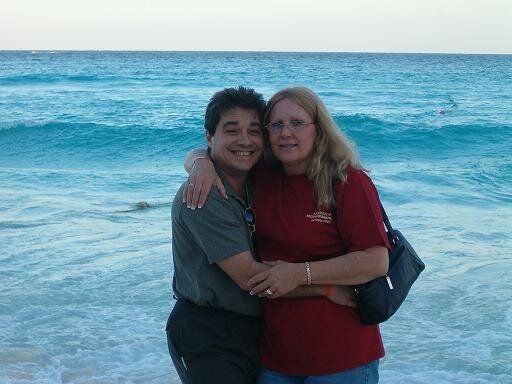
[1, 51, 511, 383]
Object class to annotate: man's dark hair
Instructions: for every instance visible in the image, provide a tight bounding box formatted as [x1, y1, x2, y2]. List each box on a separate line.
[204, 87, 266, 135]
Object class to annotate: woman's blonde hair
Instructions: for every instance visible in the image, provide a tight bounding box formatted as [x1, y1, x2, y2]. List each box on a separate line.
[264, 86, 362, 209]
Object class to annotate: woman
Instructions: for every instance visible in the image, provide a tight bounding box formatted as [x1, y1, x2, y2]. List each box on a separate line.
[186, 87, 390, 383]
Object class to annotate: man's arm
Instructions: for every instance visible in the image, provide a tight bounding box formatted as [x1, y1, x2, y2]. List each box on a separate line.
[216, 251, 269, 291]
[285, 285, 356, 307]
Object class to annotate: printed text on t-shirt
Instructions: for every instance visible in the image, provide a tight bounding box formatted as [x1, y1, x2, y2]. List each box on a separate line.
[306, 211, 333, 224]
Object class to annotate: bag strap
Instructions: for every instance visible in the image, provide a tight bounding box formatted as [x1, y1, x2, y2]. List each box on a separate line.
[380, 205, 393, 232]
[380, 204, 399, 246]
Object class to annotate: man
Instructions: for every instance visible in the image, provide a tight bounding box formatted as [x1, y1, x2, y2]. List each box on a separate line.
[166, 87, 268, 384]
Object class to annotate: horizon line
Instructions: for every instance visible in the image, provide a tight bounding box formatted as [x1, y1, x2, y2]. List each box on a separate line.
[1, 49, 511, 56]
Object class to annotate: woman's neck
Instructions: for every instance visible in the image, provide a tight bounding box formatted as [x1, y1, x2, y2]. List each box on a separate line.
[283, 164, 307, 176]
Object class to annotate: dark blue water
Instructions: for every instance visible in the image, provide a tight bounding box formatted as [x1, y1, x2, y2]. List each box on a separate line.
[1, 51, 511, 383]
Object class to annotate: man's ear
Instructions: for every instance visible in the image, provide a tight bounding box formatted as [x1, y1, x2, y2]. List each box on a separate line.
[206, 130, 212, 148]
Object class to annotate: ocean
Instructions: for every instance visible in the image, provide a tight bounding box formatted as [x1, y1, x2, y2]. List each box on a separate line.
[0, 51, 511, 383]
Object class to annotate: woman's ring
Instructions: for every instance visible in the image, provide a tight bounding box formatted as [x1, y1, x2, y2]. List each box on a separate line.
[265, 288, 273, 296]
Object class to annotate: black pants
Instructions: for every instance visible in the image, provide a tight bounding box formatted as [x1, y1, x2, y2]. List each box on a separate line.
[166, 299, 261, 384]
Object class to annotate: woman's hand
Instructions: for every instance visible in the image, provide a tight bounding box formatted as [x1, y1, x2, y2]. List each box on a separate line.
[328, 286, 357, 308]
[248, 260, 305, 298]
[182, 158, 227, 209]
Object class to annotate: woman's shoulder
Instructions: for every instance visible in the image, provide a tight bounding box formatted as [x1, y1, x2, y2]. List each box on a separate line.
[337, 166, 373, 188]
[345, 166, 370, 180]
[333, 167, 379, 206]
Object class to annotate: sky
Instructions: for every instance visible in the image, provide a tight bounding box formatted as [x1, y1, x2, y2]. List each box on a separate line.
[1, 0, 511, 53]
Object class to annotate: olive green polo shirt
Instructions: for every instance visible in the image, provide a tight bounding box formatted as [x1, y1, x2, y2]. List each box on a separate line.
[171, 170, 260, 316]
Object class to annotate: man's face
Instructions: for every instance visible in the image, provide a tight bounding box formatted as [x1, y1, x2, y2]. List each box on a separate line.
[206, 107, 263, 179]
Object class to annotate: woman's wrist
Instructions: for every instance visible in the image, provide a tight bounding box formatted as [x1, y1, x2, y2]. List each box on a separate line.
[191, 156, 211, 168]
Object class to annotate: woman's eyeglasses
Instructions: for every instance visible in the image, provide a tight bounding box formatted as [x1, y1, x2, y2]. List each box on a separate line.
[244, 207, 256, 233]
[266, 120, 314, 134]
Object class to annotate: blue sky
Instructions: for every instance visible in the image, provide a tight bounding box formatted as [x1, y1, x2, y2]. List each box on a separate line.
[1, 0, 511, 53]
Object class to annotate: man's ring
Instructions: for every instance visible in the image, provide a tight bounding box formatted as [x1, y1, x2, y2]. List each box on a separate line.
[265, 288, 273, 296]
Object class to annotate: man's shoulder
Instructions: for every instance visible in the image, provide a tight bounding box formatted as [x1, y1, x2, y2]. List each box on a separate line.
[173, 182, 236, 224]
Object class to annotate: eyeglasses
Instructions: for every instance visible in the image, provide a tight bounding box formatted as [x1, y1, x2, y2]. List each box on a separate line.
[244, 207, 256, 233]
[266, 120, 315, 133]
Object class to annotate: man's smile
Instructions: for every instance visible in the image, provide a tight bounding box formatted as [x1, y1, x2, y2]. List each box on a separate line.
[230, 150, 258, 156]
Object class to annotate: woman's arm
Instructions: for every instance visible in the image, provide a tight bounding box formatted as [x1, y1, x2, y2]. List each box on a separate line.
[183, 149, 227, 209]
[247, 246, 389, 298]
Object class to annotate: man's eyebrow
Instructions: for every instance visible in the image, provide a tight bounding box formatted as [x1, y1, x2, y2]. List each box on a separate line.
[222, 121, 240, 128]
[221, 120, 262, 129]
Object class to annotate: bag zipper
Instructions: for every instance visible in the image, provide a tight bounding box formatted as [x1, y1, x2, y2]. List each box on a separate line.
[386, 275, 394, 290]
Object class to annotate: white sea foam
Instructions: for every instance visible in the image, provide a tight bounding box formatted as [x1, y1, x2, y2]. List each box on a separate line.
[0, 119, 52, 130]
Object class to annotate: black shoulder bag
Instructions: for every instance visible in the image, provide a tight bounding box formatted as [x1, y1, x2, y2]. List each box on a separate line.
[353, 206, 425, 324]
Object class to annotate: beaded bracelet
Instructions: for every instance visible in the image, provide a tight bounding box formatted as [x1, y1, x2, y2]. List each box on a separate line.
[304, 261, 312, 285]
[191, 156, 210, 169]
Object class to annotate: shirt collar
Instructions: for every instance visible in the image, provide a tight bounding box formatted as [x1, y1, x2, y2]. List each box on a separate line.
[214, 164, 253, 206]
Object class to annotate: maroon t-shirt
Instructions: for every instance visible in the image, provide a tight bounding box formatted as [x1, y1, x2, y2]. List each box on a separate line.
[254, 165, 390, 375]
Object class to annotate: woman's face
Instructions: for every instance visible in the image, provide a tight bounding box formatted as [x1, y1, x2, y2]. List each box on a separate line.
[267, 98, 317, 175]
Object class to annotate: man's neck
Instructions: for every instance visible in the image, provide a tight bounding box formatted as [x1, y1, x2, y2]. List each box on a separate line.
[222, 172, 247, 198]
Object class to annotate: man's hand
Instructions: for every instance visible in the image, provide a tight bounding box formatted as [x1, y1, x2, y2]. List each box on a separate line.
[328, 286, 357, 308]
[247, 260, 304, 298]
